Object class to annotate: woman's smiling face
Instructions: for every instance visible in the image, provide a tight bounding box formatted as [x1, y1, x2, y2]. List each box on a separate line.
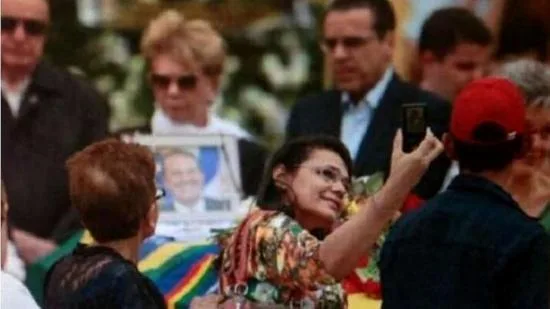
[278, 149, 350, 230]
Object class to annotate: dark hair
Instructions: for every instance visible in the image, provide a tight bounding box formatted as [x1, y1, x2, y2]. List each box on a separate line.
[453, 123, 524, 173]
[256, 135, 353, 213]
[419, 7, 492, 59]
[324, 0, 396, 39]
[494, 0, 549, 61]
[66, 139, 156, 243]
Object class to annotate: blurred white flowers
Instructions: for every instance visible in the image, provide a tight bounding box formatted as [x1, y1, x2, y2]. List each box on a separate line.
[261, 31, 310, 90]
[72, 4, 324, 147]
[239, 86, 289, 137]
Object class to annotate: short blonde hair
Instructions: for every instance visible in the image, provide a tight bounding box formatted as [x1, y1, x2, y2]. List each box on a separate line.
[140, 10, 226, 70]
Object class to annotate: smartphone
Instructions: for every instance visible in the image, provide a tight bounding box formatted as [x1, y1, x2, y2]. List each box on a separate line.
[402, 103, 427, 153]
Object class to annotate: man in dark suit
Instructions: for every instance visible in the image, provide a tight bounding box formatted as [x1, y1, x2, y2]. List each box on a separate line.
[287, 0, 451, 199]
[1, 0, 109, 263]
[161, 150, 231, 213]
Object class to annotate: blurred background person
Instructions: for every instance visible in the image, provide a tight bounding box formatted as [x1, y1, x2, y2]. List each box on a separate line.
[417, 7, 493, 190]
[1, 0, 109, 264]
[162, 149, 230, 213]
[218, 132, 443, 307]
[418, 7, 492, 102]
[496, 59, 550, 218]
[287, 0, 451, 199]
[492, 0, 550, 66]
[1, 181, 40, 309]
[118, 9, 268, 198]
[43, 139, 165, 309]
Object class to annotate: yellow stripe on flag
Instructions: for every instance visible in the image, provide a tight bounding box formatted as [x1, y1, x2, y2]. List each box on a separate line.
[348, 294, 382, 309]
[138, 243, 189, 271]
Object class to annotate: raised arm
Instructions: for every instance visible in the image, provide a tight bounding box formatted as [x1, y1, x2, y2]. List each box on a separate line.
[319, 129, 444, 280]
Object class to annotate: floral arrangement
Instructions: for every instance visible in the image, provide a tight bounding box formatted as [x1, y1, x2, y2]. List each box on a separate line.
[340, 172, 389, 299]
[341, 173, 425, 299]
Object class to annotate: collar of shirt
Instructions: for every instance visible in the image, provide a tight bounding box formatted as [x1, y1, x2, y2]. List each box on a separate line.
[1, 77, 31, 117]
[150, 107, 251, 139]
[1, 77, 31, 94]
[448, 174, 524, 214]
[340, 67, 393, 112]
[174, 199, 206, 213]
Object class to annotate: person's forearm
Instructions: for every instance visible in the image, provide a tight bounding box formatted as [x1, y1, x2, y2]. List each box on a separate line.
[319, 182, 409, 280]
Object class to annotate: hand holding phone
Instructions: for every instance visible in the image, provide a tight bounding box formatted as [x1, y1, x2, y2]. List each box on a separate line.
[402, 103, 427, 153]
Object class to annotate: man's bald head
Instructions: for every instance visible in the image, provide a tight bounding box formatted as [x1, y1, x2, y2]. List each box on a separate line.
[1, 0, 49, 20]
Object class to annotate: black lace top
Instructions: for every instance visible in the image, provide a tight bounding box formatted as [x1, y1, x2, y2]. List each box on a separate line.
[43, 244, 166, 309]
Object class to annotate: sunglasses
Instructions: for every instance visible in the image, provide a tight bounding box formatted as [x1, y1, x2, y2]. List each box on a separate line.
[155, 188, 166, 201]
[150, 73, 198, 90]
[301, 165, 351, 192]
[321, 36, 374, 52]
[1, 16, 48, 36]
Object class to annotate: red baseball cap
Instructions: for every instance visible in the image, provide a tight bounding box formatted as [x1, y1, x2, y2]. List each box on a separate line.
[451, 77, 526, 144]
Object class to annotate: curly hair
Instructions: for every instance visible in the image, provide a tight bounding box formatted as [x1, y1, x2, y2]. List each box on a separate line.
[140, 9, 225, 70]
[496, 59, 550, 108]
[66, 139, 155, 242]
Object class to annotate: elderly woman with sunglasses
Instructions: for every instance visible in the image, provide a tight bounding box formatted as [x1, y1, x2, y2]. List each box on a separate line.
[117, 9, 268, 198]
[43, 139, 166, 309]
[203, 130, 443, 308]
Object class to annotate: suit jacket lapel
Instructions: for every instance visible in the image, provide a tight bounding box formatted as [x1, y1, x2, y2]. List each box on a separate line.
[324, 92, 343, 137]
[313, 90, 342, 138]
[353, 75, 402, 177]
[1, 96, 15, 131]
[16, 62, 61, 121]
[17, 90, 41, 120]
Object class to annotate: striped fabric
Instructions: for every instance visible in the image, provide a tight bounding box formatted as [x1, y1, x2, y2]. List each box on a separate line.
[26, 231, 219, 309]
[27, 230, 395, 309]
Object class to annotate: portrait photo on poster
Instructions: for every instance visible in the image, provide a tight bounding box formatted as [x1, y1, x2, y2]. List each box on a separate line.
[129, 134, 243, 241]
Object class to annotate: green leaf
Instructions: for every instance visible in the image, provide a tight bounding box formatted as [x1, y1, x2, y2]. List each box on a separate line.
[364, 172, 385, 195]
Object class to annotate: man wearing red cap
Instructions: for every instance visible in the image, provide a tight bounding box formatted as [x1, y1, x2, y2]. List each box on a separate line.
[380, 77, 550, 308]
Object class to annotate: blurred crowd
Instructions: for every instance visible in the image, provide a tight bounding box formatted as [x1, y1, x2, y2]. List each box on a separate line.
[1, 0, 549, 308]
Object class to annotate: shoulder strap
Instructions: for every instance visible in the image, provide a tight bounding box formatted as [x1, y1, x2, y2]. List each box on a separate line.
[224, 211, 269, 293]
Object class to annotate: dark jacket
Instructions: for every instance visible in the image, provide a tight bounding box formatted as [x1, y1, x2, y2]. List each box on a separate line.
[114, 124, 269, 198]
[1, 61, 109, 241]
[44, 244, 166, 309]
[286, 73, 451, 199]
[381, 174, 550, 309]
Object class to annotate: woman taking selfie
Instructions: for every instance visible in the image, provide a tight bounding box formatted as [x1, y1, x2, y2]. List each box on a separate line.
[214, 130, 443, 308]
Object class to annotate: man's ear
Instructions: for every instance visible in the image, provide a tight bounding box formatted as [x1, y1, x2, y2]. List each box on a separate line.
[384, 30, 395, 50]
[419, 50, 437, 66]
[443, 133, 457, 160]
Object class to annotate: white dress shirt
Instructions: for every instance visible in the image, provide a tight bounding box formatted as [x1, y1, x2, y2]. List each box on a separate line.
[441, 161, 460, 191]
[1, 78, 31, 118]
[151, 107, 251, 140]
[173, 199, 207, 213]
[340, 68, 393, 161]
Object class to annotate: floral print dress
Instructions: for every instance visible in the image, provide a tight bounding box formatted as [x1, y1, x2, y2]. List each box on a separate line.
[219, 209, 346, 308]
